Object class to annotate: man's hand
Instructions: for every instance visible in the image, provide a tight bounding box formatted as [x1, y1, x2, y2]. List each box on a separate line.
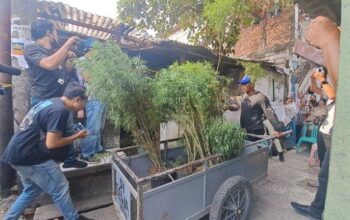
[305, 16, 340, 50]
[312, 71, 326, 82]
[75, 130, 88, 139]
[66, 50, 77, 59]
[39, 36, 79, 71]
[228, 104, 240, 111]
[66, 36, 79, 48]
[273, 131, 282, 139]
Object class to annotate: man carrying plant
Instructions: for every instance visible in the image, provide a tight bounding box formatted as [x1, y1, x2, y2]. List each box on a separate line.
[229, 75, 285, 162]
[24, 19, 87, 168]
[1, 82, 92, 220]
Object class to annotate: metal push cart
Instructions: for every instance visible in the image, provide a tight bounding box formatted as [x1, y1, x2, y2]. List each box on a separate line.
[112, 135, 275, 220]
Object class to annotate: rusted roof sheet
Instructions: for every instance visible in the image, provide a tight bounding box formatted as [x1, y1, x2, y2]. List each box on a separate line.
[37, 0, 120, 40]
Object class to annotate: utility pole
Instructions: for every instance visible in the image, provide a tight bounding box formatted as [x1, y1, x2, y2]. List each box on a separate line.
[11, 0, 36, 130]
[0, 0, 15, 199]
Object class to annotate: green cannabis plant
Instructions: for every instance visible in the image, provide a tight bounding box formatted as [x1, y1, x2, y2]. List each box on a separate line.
[154, 62, 223, 162]
[204, 118, 246, 161]
[76, 41, 163, 169]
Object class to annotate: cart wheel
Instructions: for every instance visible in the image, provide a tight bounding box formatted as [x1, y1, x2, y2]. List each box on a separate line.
[209, 176, 253, 220]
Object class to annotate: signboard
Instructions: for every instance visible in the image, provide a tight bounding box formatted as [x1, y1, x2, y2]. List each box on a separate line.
[114, 165, 131, 220]
[11, 17, 31, 69]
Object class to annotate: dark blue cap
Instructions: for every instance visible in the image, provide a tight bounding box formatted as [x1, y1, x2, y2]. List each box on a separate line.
[238, 75, 251, 85]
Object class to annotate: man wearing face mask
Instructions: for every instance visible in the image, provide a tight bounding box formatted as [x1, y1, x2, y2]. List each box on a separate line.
[24, 19, 79, 107]
[24, 19, 87, 169]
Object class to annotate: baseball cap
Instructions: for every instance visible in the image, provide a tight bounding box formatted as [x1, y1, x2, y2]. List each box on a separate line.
[238, 75, 251, 85]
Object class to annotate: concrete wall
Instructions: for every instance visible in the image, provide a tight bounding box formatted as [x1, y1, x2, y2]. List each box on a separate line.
[325, 1, 350, 218]
[234, 9, 293, 61]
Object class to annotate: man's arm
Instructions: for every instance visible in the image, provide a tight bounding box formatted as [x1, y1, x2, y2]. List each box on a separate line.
[313, 71, 336, 99]
[46, 130, 88, 149]
[310, 75, 324, 95]
[259, 95, 284, 132]
[39, 36, 79, 71]
[306, 16, 340, 88]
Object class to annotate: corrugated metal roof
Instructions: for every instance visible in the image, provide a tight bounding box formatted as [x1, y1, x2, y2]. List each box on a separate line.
[37, 0, 120, 40]
[37, 0, 159, 49]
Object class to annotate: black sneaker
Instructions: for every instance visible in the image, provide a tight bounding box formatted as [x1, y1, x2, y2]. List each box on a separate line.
[63, 159, 88, 168]
[77, 215, 94, 220]
[307, 180, 319, 188]
[291, 202, 321, 220]
[278, 152, 285, 162]
[80, 155, 101, 164]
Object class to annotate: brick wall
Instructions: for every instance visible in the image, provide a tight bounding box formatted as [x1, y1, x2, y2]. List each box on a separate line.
[234, 9, 293, 59]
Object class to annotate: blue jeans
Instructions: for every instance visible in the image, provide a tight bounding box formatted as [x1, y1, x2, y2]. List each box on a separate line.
[80, 100, 106, 158]
[30, 97, 77, 164]
[5, 160, 79, 220]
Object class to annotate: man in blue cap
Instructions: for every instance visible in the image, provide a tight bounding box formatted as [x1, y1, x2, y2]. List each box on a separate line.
[229, 74, 285, 162]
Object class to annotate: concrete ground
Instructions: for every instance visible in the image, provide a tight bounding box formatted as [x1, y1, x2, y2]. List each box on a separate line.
[0, 148, 319, 220]
[250, 149, 319, 220]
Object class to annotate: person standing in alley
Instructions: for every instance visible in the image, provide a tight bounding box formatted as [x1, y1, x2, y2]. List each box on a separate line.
[229, 75, 285, 162]
[291, 16, 339, 220]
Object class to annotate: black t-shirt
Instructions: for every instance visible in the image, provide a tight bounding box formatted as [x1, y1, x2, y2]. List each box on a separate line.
[24, 44, 69, 99]
[1, 98, 71, 165]
[240, 91, 284, 132]
[240, 92, 269, 131]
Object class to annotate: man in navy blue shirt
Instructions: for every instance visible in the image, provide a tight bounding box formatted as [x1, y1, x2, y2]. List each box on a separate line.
[1, 82, 92, 220]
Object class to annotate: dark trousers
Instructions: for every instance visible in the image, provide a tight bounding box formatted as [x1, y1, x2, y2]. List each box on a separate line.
[296, 124, 303, 143]
[310, 133, 331, 216]
[0, 163, 16, 198]
[246, 128, 265, 142]
[317, 132, 329, 168]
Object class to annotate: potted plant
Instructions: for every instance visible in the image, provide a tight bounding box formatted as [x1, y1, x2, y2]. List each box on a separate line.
[154, 62, 246, 178]
[204, 117, 246, 162]
[76, 41, 164, 171]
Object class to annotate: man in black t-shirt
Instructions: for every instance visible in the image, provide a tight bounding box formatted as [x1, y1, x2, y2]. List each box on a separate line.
[229, 75, 285, 161]
[24, 19, 86, 168]
[1, 82, 92, 220]
[24, 19, 78, 106]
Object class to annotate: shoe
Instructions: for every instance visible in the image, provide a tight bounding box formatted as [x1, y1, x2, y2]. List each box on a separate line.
[80, 155, 101, 164]
[63, 159, 88, 168]
[307, 180, 319, 188]
[96, 150, 112, 157]
[291, 202, 322, 220]
[278, 152, 285, 162]
[78, 215, 94, 220]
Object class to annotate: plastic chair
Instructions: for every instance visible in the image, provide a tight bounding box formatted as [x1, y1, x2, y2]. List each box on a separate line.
[296, 122, 318, 153]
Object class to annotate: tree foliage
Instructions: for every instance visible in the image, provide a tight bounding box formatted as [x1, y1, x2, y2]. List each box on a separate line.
[241, 61, 268, 83]
[117, 0, 293, 67]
